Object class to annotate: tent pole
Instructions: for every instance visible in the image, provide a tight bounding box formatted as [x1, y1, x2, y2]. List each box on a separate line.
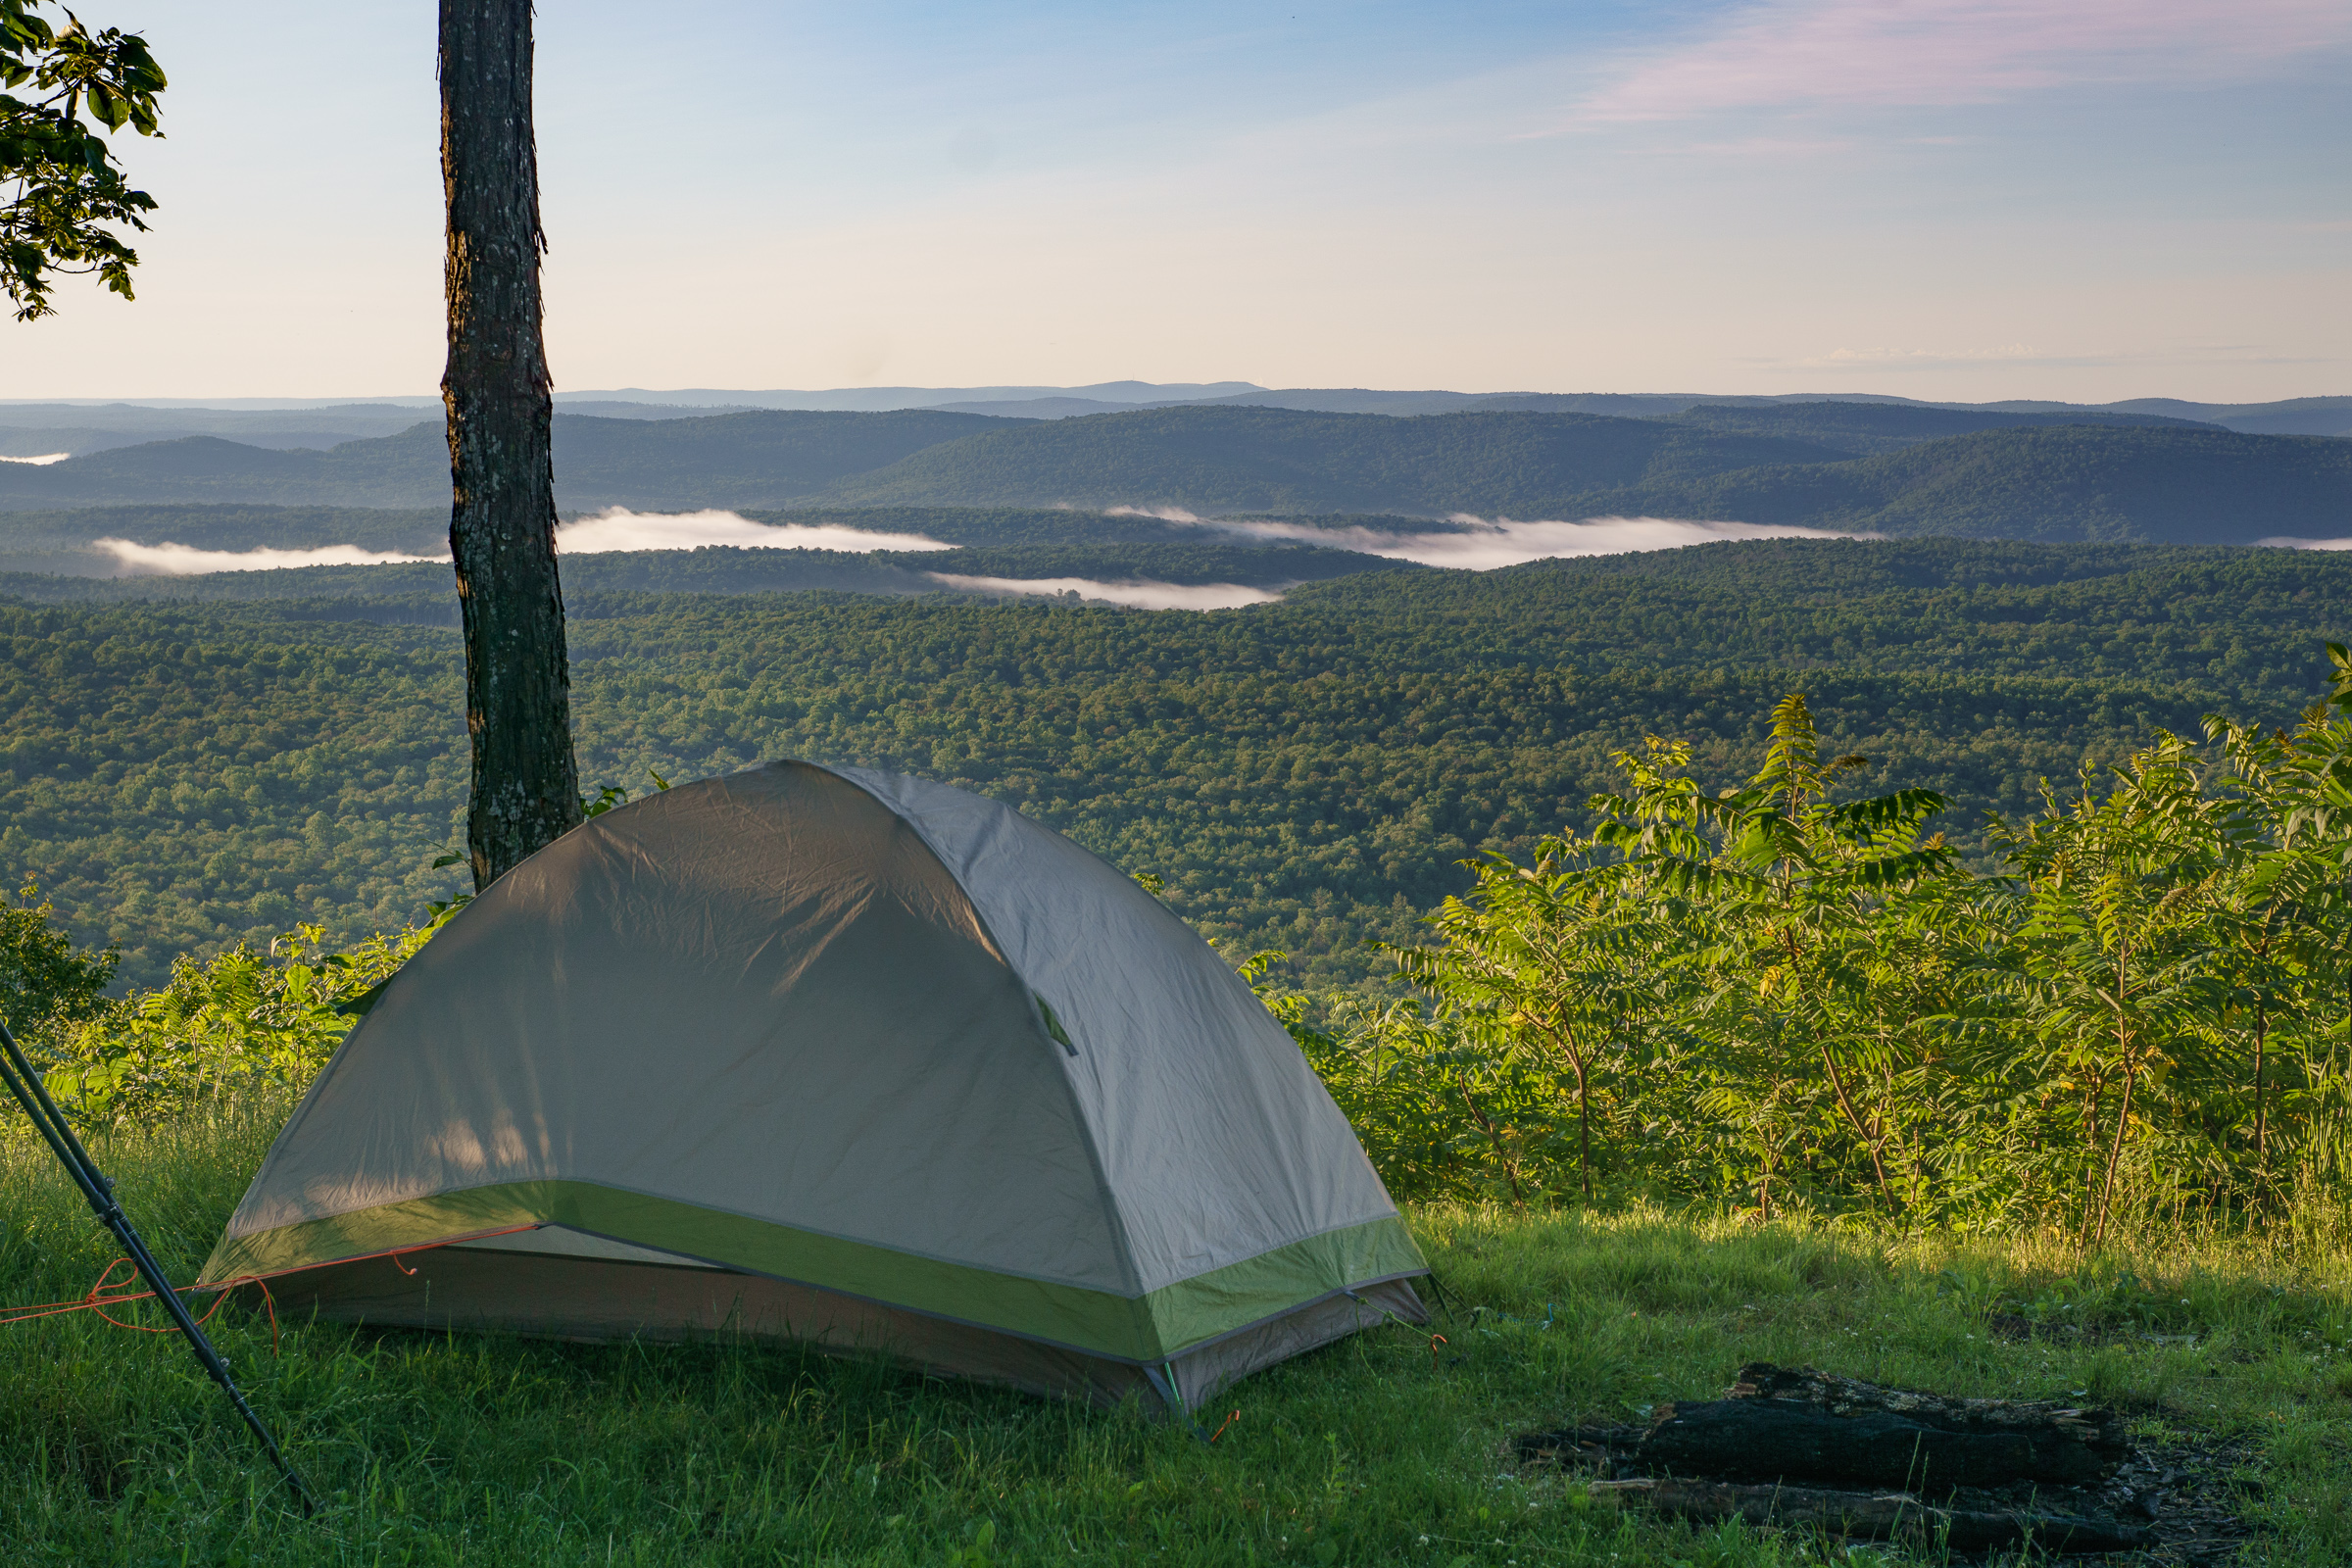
[0, 1021, 316, 1516]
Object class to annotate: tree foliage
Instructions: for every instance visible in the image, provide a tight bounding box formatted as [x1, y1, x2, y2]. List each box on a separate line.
[0, 0, 163, 319]
[0, 874, 115, 1039]
[1, 539, 2345, 988]
[1298, 646, 2352, 1232]
[38, 915, 440, 1126]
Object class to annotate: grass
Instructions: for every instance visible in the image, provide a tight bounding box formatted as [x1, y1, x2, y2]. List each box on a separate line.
[2, 1104, 2349, 1566]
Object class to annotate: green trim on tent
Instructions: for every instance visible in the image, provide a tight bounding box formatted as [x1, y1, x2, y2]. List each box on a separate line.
[200, 1182, 1425, 1361]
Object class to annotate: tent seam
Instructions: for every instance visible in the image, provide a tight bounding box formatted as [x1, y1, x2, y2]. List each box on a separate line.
[805, 759, 1153, 1310]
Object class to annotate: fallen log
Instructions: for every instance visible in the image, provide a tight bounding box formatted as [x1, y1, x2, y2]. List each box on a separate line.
[1728, 1363, 2131, 1474]
[1637, 1396, 2110, 1490]
[1588, 1478, 2158, 1554]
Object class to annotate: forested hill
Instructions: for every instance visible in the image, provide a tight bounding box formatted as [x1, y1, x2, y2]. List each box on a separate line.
[1659, 400, 2216, 455]
[817, 408, 1842, 514]
[2, 537, 2345, 990]
[3, 402, 2341, 545]
[1608, 426, 2352, 543]
[822, 410, 2351, 541]
[0, 409, 1030, 512]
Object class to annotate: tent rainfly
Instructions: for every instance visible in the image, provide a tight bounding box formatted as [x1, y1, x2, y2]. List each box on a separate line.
[199, 760, 1427, 1409]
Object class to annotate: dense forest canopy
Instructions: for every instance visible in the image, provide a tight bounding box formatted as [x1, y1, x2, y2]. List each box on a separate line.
[1, 537, 2344, 990]
[1659, 400, 2213, 456]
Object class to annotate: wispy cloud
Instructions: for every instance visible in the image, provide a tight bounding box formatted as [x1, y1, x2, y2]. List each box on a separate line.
[94, 539, 442, 574]
[2255, 535, 2352, 551]
[1564, 0, 2349, 125]
[1779, 341, 2338, 372]
[0, 452, 72, 465]
[1178, 514, 1851, 569]
[1792, 343, 2093, 371]
[924, 572, 1279, 610]
[1103, 504, 1207, 523]
[556, 509, 953, 554]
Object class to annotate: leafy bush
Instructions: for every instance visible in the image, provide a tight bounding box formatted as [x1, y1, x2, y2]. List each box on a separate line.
[1276, 645, 2352, 1232]
[36, 914, 444, 1127]
[0, 877, 119, 1044]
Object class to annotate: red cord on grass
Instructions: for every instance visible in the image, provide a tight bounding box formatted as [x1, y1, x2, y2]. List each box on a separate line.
[0, 1222, 540, 1348]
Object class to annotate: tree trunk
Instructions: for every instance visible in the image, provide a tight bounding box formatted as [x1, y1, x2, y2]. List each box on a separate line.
[2091, 1047, 2135, 1250]
[440, 0, 580, 891]
[1575, 1053, 1592, 1200]
[1820, 1044, 1896, 1212]
[2251, 1000, 2269, 1194]
[1457, 1075, 1524, 1204]
[1542, 1015, 1593, 1200]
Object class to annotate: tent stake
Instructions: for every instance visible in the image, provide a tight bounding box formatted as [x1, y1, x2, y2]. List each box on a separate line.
[0, 1021, 315, 1516]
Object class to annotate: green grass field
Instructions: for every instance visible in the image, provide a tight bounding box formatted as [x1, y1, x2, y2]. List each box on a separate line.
[2, 1102, 2347, 1566]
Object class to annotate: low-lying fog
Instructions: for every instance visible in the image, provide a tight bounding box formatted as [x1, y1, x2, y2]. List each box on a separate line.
[554, 509, 952, 555]
[924, 573, 1279, 611]
[95, 539, 441, 571]
[82, 507, 2352, 594]
[1112, 507, 1856, 566]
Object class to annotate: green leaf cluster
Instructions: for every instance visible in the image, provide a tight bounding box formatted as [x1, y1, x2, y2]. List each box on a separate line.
[1, 0, 164, 319]
[1313, 651, 2352, 1232]
[34, 913, 442, 1127]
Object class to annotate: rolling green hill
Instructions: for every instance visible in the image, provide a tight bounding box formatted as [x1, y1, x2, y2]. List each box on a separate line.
[3, 405, 2343, 547]
[1608, 425, 2352, 543]
[0, 410, 1029, 512]
[0, 424, 454, 509]
[1660, 399, 2216, 455]
[817, 409, 2350, 540]
[546, 409, 1033, 508]
[815, 407, 1850, 513]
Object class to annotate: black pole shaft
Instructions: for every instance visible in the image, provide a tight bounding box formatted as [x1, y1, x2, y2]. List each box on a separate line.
[0, 1022, 315, 1516]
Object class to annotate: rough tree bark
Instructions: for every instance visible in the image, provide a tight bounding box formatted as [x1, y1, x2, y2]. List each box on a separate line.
[440, 0, 580, 890]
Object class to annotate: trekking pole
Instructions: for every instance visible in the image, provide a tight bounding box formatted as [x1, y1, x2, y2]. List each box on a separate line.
[0, 1020, 316, 1516]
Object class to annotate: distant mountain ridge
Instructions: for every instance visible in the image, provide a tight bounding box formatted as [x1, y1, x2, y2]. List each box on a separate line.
[0, 409, 1031, 511]
[814, 408, 1847, 514]
[812, 408, 2350, 543]
[1, 401, 2344, 545]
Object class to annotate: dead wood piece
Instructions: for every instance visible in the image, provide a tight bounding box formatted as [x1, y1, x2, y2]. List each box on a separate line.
[1589, 1477, 2158, 1554]
[1642, 1397, 2109, 1489]
[1727, 1362, 2130, 1477]
[1513, 1425, 1643, 1476]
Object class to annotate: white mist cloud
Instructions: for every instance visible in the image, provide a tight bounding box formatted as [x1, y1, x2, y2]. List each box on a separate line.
[1181, 514, 1851, 569]
[924, 572, 1278, 610]
[556, 508, 951, 554]
[2255, 535, 2352, 551]
[94, 539, 441, 574]
[0, 452, 72, 465]
[1104, 504, 1206, 523]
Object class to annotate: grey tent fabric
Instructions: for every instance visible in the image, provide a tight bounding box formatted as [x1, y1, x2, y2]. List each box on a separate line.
[202, 760, 1427, 1408]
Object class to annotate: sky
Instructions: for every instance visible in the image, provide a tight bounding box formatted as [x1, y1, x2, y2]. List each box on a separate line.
[5, 0, 2346, 403]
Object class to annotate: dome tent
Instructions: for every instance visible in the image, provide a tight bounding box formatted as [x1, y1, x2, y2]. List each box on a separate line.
[199, 760, 1427, 1409]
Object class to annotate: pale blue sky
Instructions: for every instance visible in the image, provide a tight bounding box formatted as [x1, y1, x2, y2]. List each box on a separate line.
[7, 0, 2345, 402]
